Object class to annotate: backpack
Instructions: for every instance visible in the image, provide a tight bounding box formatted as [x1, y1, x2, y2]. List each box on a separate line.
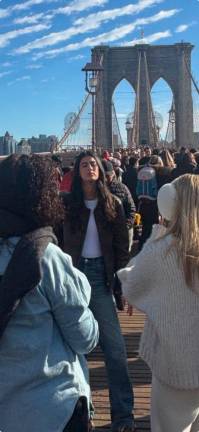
[136, 166, 157, 200]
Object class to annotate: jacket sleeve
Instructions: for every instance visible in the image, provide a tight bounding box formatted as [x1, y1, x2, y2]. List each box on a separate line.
[41, 245, 99, 355]
[123, 184, 136, 228]
[117, 237, 157, 310]
[112, 198, 130, 271]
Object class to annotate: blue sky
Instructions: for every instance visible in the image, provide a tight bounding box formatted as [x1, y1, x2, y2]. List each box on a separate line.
[0, 0, 199, 144]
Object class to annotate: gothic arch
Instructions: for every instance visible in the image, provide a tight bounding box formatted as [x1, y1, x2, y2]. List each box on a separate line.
[151, 78, 174, 141]
[150, 75, 175, 96]
[112, 79, 136, 148]
[111, 77, 135, 100]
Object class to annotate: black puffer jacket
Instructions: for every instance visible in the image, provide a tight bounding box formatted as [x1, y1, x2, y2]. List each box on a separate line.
[108, 180, 136, 229]
[122, 166, 138, 208]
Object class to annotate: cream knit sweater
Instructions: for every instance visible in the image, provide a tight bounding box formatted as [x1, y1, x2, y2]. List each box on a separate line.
[118, 226, 199, 390]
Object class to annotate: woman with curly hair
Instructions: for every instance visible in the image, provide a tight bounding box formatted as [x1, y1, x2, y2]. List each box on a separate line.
[0, 154, 99, 432]
[62, 150, 135, 432]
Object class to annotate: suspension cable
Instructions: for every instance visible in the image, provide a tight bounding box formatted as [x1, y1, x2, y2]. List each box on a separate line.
[57, 93, 90, 151]
[57, 52, 104, 153]
[131, 51, 141, 148]
[112, 102, 123, 148]
[183, 51, 199, 95]
[144, 51, 159, 148]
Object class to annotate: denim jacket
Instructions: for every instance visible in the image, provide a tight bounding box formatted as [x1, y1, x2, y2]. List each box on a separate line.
[0, 238, 99, 432]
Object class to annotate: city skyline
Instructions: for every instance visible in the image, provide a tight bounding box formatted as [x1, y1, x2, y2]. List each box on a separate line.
[0, 0, 199, 144]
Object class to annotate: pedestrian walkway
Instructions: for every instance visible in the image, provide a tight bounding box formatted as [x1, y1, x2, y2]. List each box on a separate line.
[88, 309, 151, 431]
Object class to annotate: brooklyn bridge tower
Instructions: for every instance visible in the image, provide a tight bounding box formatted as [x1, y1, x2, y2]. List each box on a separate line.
[92, 42, 193, 150]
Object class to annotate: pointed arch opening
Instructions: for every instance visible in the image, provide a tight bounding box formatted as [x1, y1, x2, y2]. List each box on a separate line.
[151, 78, 174, 145]
[112, 79, 136, 149]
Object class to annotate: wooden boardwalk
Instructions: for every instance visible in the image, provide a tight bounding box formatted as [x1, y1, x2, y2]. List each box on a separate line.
[88, 309, 151, 431]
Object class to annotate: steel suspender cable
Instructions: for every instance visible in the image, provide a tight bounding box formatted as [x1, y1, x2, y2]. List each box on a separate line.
[182, 50, 199, 135]
[132, 51, 141, 148]
[144, 52, 159, 148]
[112, 102, 123, 148]
[57, 93, 91, 151]
[183, 52, 199, 96]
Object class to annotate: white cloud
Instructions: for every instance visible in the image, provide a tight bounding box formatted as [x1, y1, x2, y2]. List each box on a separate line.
[26, 63, 43, 69]
[0, 0, 107, 20]
[175, 23, 195, 33]
[14, 7, 179, 56]
[176, 24, 189, 33]
[122, 30, 172, 46]
[41, 76, 55, 82]
[0, 0, 55, 19]
[12, 1, 110, 54]
[0, 70, 12, 78]
[67, 54, 85, 62]
[12, 0, 107, 26]
[2, 61, 12, 67]
[55, 0, 108, 16]
[12, 0, 59, 11]
[13, 23, 92, 54]
[0, 23, 51, 48]
[13, 12, 47, 25]
[7, 75, 31, 86]
[31, 8, 179, 60]
[0, 8, 9, 18]
[74, 0, 164, 26]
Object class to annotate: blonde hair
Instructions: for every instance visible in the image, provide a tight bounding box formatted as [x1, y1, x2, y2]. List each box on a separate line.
[149, 155, 164, 167]
[166, 174, 199, 288]
[160, 150, 175, 167]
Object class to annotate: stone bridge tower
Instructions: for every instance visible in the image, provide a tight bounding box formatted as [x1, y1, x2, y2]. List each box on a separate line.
[92, 43, 193, 150]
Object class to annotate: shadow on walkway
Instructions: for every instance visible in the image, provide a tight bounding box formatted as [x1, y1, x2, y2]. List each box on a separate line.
[90, 356, 151, 391]
[94, 414, 151, 431]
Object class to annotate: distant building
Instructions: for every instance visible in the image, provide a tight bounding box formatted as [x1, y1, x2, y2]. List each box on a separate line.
[0, 131, 17, 155]
[28, 135, 58, 153]
[16, 139, 31, 155]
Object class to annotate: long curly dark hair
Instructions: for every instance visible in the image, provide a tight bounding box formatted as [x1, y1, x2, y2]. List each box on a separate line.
[68, 150, 116, 227]
[0, 154, 64, 228]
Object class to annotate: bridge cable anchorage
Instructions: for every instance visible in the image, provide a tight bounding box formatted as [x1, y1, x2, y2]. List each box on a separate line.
[131, 51, 141, 148]
[112, 102, 123, 149]
[144, 51, 159, 148]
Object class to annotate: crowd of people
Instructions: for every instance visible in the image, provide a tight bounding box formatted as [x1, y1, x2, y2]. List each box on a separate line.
[0, 144, 199, 432]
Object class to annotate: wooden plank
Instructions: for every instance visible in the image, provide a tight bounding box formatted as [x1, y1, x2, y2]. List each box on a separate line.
[88, 309, 151, 431]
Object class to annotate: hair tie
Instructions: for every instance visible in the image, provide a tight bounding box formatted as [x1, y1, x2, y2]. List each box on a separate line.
[157, 183, 177, 221]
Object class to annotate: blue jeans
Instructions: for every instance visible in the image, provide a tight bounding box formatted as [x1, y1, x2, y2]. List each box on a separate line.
[79, 257, 134, 431]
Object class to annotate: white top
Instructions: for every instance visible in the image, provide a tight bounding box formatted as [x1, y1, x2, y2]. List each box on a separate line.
[81, 199, 102, 258]
[118, 224, 199, 390]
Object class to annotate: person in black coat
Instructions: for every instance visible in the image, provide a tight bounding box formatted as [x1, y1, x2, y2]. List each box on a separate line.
[122, 157, 138, 209]
[102, 159, 136, 251]
[172, 151, 196, 180]
[194, 152, 199, 174]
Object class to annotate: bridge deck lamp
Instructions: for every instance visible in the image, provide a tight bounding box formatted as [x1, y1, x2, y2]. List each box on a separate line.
[82, 62, 103, 152]
[168, 105, 176, 147]
[169, 106, 175, 124]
